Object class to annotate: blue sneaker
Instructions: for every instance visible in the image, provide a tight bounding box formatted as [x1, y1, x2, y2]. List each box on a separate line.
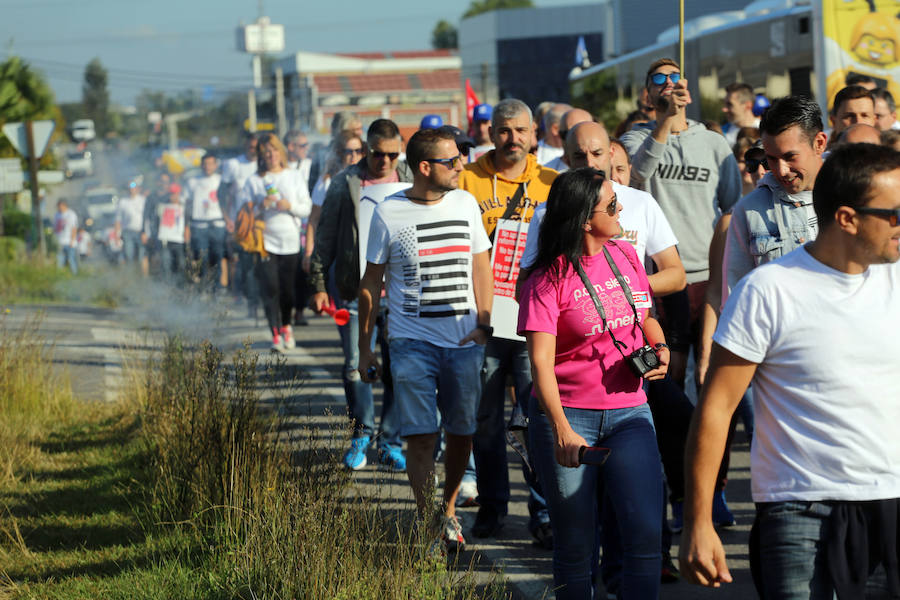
[670, 500, 683, 533]
[712, 489, 736, 527]
[343, 436, 370, 470]
[378, 446, 406, 471]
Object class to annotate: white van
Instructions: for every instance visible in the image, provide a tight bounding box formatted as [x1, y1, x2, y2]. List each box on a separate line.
[71, 119, 96, 143]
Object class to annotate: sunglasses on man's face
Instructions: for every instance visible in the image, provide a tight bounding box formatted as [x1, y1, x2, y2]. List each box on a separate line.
[371, 151, 400, 161]
[425, 154, 463, 169]
[650, 72, 681, 86]
[744, 148, 769, 172]
[852, 206, 900, 227]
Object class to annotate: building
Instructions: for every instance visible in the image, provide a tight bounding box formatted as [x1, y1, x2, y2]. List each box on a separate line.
[459, 3, 612, 107]
[275, 50, 463, 139]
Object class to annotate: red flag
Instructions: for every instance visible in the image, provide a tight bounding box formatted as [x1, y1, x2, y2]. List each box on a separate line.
[465, 79, 480, 126]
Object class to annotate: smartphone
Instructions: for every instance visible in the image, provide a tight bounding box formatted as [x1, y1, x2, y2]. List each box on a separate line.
[578, 446, 611, 466]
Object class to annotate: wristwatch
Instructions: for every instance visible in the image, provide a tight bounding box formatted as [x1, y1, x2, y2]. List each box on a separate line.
[477, 323, 494, 337]
[654, 343, 669, 351]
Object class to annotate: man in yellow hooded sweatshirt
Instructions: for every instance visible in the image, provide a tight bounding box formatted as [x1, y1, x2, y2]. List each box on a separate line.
[458, 98, 558, 544]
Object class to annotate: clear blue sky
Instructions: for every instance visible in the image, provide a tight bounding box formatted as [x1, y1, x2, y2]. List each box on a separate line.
[0, 0, 585, 105]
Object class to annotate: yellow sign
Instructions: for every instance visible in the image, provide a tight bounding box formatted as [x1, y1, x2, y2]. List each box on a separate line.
[821, 0, 900, 109]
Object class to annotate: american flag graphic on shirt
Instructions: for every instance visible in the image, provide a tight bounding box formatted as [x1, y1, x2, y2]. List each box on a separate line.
[395, 219, 472, 318]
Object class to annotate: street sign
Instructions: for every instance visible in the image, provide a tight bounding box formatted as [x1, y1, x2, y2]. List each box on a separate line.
[2, 120, 55, 158]
[0, 157, 24, 193]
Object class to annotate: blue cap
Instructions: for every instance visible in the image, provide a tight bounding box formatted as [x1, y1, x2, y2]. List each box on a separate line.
[752, 94, 771, 117]
[439, 125, 475, 150]
[420, 114, 444, 130]
[473, 103, 492, 122]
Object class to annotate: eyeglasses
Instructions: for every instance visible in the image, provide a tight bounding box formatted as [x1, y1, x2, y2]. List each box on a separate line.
[371, 151, 400, 160]
[343, 148, 364, 156]
[743, 145, 768, 172]
[593, 194, 618, 217]
[650, 72, 681, 86]
[425, 154, 462, 169]
[852, 206, 900, 226]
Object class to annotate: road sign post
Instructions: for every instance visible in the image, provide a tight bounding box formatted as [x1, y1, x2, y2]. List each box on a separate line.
[25, 121, 45, 255]
[2, 119, 55, 256]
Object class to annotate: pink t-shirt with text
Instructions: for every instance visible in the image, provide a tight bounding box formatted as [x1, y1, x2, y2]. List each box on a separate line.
[517, 240, 653, 410]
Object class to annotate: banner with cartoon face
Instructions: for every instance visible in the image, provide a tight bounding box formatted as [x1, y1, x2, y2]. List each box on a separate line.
[817, 0, 900, 111]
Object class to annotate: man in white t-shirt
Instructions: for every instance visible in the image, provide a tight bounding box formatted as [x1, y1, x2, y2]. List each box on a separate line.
[357, 127, 493, 555]
[54, 199, 79, 274]
[681, 143, 900, 597]
[115, 181, 147, 271]
[185, 153, 227, 292]
[522, 121, 685, 294]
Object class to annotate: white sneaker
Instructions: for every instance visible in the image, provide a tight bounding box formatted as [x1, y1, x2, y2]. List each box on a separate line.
[455, 480, 479, 507]
[271, 333, 282, 352]
[281, 325, 295, 349]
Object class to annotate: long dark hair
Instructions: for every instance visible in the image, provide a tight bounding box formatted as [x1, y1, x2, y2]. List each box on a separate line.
[528, 167, 606, 283]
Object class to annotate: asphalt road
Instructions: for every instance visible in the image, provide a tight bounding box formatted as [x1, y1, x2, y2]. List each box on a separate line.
[3, 293, 759, 600]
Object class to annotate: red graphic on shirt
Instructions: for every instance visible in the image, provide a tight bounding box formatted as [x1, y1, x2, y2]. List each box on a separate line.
[161, 206, 178, 228]
[492, 228, 527, 299]
[419, 245, 471, 256]
[208, 190, 218, 202]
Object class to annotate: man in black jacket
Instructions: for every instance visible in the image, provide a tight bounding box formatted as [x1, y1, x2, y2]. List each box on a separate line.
[310, 118, 412, 472]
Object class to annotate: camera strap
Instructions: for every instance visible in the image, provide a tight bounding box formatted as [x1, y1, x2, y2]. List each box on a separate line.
[573, 243, 651, 359]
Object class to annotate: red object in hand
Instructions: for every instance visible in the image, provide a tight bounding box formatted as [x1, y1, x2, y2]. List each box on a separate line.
[322, 302, 350, 326]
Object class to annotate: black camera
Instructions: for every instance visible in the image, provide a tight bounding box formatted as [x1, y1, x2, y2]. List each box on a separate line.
[625, 345, 660, 377]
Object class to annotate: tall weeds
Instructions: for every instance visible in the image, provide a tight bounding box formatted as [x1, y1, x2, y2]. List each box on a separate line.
[136, 336, 506, 599]
[0, 314, 76, 484]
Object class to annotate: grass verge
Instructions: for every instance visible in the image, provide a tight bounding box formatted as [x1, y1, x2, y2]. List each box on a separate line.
[1, 329, 509, 599]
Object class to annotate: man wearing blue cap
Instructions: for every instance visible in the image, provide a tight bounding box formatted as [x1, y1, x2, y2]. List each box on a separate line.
[420, 114, 444, 130]
[471, 103, 494, 159]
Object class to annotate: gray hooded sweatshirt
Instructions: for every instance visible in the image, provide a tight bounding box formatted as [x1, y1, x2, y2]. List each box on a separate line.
[621, 119, 742, 283]
[722, 171, 818, 303]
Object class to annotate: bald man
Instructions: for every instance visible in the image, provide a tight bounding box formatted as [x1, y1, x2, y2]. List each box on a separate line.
[543, 107, 594, 172]
[522, 121, 685, 294]
[839, 122, 882, 145]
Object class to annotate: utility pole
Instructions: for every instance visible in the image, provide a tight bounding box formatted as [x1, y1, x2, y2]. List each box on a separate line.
[275, 66, 286, 138]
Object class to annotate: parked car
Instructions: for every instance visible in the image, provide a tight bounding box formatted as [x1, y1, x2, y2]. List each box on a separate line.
[82, 186, 118, 225]
[65, 150, 94, 178]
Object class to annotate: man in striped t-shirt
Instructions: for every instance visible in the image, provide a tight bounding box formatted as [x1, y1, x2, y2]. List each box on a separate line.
[358, 128, 493, 554]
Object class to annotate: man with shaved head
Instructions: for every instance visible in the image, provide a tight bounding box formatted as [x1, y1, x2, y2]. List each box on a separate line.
[543, 107, 594, 172]
[536, 103, 571, 165]
[839, 122, 882, 145]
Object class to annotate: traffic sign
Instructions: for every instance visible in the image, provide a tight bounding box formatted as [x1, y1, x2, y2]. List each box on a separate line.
[2, 120, 55, 158]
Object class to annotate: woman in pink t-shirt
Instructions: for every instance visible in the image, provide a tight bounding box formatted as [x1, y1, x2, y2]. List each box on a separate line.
[518, 168, 670, 599]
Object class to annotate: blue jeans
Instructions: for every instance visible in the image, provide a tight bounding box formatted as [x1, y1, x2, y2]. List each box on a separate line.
[473, 337, 534, 516]
[57, 245, 78, 274]
[336, 297, 399, 450]
[121, 230, 145, 263]
[390, 337, 484, 437]
[190, 223, 226, 290]
[529, 396, 662, 600]
[752, 501, 850, 600]
[159, 242, 185, 282]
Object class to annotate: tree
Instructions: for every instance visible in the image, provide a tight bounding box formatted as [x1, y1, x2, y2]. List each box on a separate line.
[432, 20, 458, 50]
[0, 56, 61, 165]
[82, 58, 109, 137]
[462, 0, 533, 19]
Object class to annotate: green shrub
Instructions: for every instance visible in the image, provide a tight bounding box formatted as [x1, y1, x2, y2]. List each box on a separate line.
[0, 235, 25, 261]
[2, 209, 31, 239]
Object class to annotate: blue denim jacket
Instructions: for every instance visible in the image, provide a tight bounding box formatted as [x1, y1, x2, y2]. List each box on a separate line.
[723, 173, 819, 301]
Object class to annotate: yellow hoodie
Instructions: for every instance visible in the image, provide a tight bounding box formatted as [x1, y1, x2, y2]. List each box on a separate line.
[459, 151, 558, 238]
